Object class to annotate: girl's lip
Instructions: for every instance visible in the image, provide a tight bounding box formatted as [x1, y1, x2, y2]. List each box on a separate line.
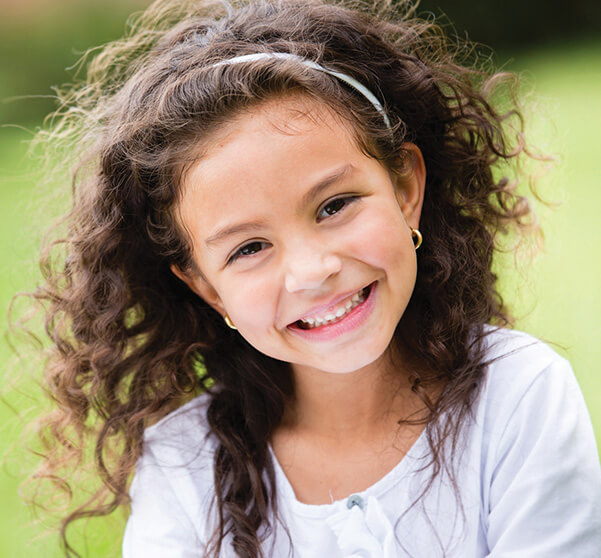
[286, 281, 377, 341]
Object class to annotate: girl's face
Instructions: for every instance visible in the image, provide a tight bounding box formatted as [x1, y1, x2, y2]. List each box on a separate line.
[173, 96, 425, 375]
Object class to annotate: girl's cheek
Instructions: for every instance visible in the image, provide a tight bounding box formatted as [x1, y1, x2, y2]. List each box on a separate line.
[226, 275, 276, 324]
[345, 211, 413, 267]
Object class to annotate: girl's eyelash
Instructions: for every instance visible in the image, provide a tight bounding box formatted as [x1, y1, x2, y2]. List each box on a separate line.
[227, 240, 269, 265]
[227, 196, 359, 265]
[317, 195, 359, 221]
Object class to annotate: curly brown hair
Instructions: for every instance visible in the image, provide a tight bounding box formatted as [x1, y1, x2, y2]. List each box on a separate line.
[20, 0, 542, 556]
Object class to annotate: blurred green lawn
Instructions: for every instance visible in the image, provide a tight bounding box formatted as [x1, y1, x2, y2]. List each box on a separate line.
[1, 41, 600, 557]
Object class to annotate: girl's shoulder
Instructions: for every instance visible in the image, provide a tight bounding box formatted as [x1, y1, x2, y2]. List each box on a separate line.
[480, 326, 574, 402]
[142, 391, 215, 463]
[477, 326, 578, 422]
[474, 326, 594, 468]
[482, 325, 565, 365]
[145, 391, 213, 437]
[470, 328, 601, 553]
[124, 393, 218, 552]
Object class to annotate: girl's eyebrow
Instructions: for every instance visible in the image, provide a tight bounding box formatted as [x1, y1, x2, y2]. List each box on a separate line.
[299, 164, 355, 208]
[205, 221, 267, 248]
[205, 164, 355, 248]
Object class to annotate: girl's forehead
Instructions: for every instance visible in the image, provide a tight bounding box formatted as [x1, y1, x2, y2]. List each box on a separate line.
[183, 96, 361, 193]
[209, 94, 350, 150]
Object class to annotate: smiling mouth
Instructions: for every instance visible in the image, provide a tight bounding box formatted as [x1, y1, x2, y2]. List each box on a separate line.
[293, 284, 373, 330]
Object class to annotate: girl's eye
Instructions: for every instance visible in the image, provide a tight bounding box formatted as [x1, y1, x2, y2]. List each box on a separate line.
[317, 196, 358, 221]
[227, 241, 269, 264]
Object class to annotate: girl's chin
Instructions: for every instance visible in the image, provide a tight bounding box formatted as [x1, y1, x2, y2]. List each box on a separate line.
[290, 343, 391, 375]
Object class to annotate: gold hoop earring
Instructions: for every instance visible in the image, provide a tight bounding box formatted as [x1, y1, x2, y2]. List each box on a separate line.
[224, 314, 237, 330]
[411, 227, 423, 250]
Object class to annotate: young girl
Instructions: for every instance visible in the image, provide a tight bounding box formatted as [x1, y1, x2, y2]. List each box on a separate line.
[27, 0, 601, 556]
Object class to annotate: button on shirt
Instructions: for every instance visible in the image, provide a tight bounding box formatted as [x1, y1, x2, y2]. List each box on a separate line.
[346, 494, 364, 510]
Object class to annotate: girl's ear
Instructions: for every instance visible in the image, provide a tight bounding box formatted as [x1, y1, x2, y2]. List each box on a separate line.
[170, 264, 225, 315]
[393, 142, 426, 229]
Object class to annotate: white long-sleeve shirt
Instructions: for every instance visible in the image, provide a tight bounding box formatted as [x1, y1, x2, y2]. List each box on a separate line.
[123, 328, 601, 557]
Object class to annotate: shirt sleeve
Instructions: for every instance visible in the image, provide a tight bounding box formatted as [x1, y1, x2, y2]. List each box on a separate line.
[485, 357, 601, 557]
[122, 447, 205, 558]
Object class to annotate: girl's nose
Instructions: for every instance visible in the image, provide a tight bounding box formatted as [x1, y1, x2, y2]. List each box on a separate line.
[284, 250, 342, 293]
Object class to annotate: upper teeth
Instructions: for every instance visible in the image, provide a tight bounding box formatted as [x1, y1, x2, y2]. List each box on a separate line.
[298, 287, 368, 329]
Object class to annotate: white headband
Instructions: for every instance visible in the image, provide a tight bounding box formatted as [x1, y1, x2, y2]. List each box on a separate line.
[208, 52, 391, 128]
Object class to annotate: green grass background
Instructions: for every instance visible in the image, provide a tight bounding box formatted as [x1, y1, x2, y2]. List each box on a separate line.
[1, 41, 600, 557]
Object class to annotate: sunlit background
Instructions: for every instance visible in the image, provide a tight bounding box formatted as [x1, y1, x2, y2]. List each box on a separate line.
[1, 0, 599, 556]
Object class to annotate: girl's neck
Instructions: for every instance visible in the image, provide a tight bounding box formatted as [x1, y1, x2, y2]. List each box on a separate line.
[282, 349, 424, 445]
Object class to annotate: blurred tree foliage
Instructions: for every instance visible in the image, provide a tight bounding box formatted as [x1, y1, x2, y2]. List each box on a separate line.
[419, 0, 601, 49]
[0, 0, 599, 126]
[0, 0, 150, 126]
